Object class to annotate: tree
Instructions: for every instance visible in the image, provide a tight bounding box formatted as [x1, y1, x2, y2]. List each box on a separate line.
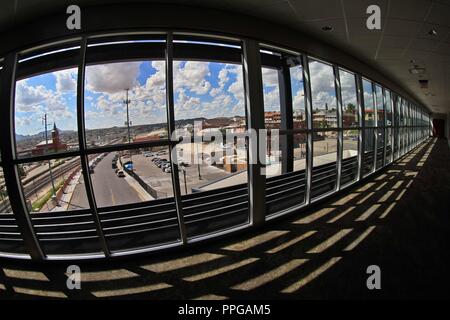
[346, 103, 356, 113]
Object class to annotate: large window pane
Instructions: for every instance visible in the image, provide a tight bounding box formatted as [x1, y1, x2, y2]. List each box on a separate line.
[340, 69, 358, 127]
[385, 89, 393, 127]
[173, 39, 249, 238]
[363, 128, 375, 176]
[363, 79, 375, 127]
[375, 85, 384, 127]
[85, 60, 167, 147]
[90, 147, 180, 252]
[386, 127, 393, 164]
[19, 157, 89, 213]
[342, 130, 359, 186]
[0, 166, 27, 255]
[312, 130, 337, 198]
[18, 157, 101, 256]
[89, 147, 173, 208]
[376, 128, 384, 169]
[173, 60, 247, 194]
[309, 60, 337, 128]
[262, 51, 307, 216]
[15, 68, 79, 158]
[291, 62, 306, 129]
[262, 67, 281, 129]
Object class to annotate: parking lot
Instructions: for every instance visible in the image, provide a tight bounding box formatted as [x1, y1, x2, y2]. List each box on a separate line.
[131, 147, 235, 196]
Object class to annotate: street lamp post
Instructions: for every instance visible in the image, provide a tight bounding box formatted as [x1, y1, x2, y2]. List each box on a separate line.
[196, 140, 202, 180]
[42, 113, 58, 207]
[180, 163, 188, 195]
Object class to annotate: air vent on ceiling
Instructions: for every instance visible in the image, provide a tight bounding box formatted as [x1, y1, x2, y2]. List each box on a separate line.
[419, 79, 429, 89]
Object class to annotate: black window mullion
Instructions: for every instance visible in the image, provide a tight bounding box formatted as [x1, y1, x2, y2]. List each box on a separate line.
[166, 32, 187, 244]
[77, 37, 110, 257]
[0, 52, 44, 260]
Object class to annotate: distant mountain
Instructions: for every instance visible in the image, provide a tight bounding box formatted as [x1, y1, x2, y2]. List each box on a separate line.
[15, 134, 29, 142]
[15, 129, 76, 142]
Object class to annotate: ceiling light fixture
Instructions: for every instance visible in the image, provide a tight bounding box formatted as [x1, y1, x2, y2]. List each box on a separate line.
[321, 25, 334, 31]
[409, 67, 426, 74]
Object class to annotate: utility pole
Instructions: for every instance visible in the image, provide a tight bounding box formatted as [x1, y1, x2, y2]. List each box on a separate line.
[124, 88, 132, 144]
[123, 88, 135, 170]
[42, 113, 58, 207]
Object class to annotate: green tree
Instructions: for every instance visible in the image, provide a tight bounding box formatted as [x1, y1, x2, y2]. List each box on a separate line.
[345, 103, 356, 113]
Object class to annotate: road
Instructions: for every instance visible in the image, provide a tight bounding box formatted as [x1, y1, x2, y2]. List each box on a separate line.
[70, 152, 142, 208]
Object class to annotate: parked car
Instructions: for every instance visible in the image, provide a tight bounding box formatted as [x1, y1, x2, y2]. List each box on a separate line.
[116, 170, 125, 177]
[112, 163, 117, 169]
[164, 167, 171, 173]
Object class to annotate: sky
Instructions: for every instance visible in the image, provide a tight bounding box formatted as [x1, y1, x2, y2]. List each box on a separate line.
[15, 68, 78, 136]
[14, 57, 361, 136]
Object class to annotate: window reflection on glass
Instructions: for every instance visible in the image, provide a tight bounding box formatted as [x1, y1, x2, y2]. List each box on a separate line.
[363, 128, 375, 176]
[89, 147, 173, 208]
[312, 130, 337, 198]
[385, 89, 393, 126]
[15, 68, 78, 158]
[342, 130, 359, 186]
[309, 60, 337, 129]
[18, 157, 88, 213]
[293, 132, 308, 164]
[290, 63, 306, 129]
[375, 85, 384, 127]
[173, 60, 247, 194]
[340, 69, 358, 127]
[386, 127, 392, 160]
[343, 130, 359, 160]
[400, 99, 406, 126]
[376, 128, 384, 169]
[313, 131, 338, 166]
[363, 79, 375, 127]
[262, 67, 281, 129]
[84, 60, 168, 147]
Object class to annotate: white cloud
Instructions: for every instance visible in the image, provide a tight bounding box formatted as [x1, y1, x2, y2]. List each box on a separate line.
[309, 61, 336, 109]
[15, 81, 48, 111]
[86, 62, 140, 94]
[262, 67, 278, 88]
[174, 61, 211, 95]
[55, 68, 77, 92]
[263, 88, 280, 111]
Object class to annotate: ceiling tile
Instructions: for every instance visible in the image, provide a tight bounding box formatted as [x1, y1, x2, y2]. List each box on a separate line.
[289, 0, 343, 20]
[384, 19, 423, 37]
[389, 0, 432, 21]
[426, 1, 450, 27]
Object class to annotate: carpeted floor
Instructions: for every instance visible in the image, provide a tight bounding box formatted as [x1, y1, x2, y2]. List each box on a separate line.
[0, 137, 449, 299]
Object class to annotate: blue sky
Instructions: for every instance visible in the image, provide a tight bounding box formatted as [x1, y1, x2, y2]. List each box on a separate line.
[15, 68, 78, 136]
